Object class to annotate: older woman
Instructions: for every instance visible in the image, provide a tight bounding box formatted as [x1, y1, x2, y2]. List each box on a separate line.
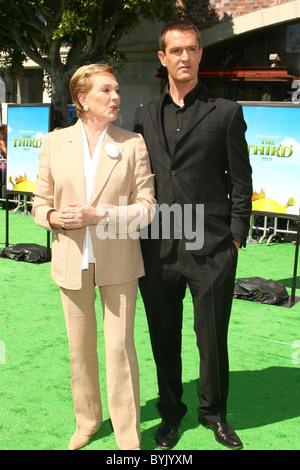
[32, 64, 155, 450]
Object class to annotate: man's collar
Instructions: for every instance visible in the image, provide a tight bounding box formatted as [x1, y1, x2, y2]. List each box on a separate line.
[164, 80, 202, 107]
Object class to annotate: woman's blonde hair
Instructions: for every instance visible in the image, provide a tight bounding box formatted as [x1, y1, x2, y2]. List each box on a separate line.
[69, 63, 114, 118]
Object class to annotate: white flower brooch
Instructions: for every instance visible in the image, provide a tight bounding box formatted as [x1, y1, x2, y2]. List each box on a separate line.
[105, 143, 120, 158]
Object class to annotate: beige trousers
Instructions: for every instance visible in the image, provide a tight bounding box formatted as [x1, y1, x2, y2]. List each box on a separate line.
[60, 264, 141, 450]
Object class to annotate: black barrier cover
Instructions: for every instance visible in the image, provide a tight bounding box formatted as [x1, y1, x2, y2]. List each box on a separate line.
[0, 243, 51, 263]
[234, 277, 289, 305]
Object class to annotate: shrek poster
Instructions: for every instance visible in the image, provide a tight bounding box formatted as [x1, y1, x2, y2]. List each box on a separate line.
[6, 104, 51, 193]
[242, 103, 300, 218]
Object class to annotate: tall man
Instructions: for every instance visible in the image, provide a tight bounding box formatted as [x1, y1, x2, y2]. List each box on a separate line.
[134, 20, 252, 450]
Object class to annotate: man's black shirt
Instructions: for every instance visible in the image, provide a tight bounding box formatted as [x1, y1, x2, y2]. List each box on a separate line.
[162, 81, 202, 155]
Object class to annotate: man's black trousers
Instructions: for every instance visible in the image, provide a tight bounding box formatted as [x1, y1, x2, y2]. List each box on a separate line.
[139, 237, 238, 425]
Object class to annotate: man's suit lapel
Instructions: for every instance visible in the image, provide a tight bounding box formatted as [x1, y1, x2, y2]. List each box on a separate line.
[148, 95, 171, 157]
[176, 83, 217, 147]
[149, 85, 217, 156]
[178, 98, 216, 144]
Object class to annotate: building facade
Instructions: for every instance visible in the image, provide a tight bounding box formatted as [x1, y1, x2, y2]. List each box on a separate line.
[0, 0, 300, 130]
[189, 0, 300, 103]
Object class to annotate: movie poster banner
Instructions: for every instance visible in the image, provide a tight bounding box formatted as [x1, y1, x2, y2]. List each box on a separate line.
[6, 104, 51, 193]
[241, 102, 300, 219]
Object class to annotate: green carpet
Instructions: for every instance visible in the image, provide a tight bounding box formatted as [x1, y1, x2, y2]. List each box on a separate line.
[0, 209, 299, 450]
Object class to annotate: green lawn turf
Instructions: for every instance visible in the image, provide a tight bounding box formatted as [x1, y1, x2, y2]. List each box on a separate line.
[0, 209, 299, 450]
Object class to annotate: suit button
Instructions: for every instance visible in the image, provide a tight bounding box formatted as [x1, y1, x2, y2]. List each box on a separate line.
[170, 170, 176, 176]
[170, 197, 175, 203]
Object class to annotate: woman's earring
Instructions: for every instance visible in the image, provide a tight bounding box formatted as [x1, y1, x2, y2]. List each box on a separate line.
[83, 104, 89, 111]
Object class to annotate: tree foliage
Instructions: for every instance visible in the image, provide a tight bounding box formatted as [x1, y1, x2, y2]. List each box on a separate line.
[0, 0, 177, 122]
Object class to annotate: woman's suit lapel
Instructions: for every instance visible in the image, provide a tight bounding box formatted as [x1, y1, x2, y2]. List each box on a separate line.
[65, 121, 123, 206]
[65, 120, 86, 204]
[90, 123, 123, 205]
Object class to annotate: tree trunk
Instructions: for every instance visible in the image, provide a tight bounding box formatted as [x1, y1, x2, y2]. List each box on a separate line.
[50, 70, 72, 128]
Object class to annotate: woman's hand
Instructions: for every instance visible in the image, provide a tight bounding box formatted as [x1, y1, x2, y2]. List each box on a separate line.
[48, 203, 106, 230]
[60, 202, 105, 229]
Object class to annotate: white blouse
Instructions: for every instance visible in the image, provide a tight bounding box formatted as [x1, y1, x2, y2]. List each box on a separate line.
[80, 120, 108, 270]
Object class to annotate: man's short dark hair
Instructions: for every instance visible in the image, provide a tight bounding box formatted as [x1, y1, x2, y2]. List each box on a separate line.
[159, 20, 202, 52]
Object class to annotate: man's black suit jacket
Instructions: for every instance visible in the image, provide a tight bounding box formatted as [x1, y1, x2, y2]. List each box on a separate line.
[134, 83, 253, 258]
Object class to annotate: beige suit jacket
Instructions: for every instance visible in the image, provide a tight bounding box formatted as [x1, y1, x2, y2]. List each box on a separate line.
[32, 120, 155, 290]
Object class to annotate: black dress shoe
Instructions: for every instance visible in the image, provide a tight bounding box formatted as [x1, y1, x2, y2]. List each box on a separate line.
[155, 421, 179, 449]
[199, 416, 243, 449]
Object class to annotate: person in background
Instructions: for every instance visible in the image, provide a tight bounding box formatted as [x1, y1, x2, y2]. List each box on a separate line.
[135, 20, 252, 450]
[32, 63, 155, 451]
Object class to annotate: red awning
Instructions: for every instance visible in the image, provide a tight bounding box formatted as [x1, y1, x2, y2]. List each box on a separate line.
[197, 67, 299, 81]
